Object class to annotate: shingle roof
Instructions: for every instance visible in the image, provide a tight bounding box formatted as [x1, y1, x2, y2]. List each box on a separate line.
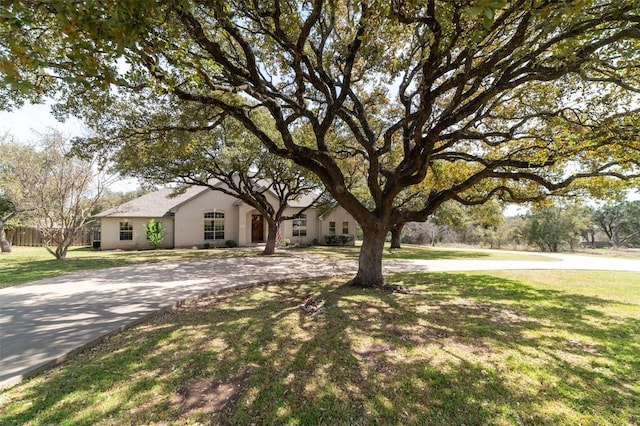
[95, 186, 208, 218]
[288, 191, 321, 208]
[95, 180, 321, 218]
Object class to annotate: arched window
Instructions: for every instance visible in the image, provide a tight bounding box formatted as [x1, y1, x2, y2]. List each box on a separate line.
[204, 212, 225, 240]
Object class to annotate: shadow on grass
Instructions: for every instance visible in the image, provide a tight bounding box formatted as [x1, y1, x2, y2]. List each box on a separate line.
[295, 244, 554, 262]
[0, 247, 258, 289]
[385, 246, 493, 260]
[2, 273, 639, 425]
[292, 245, 495, 261]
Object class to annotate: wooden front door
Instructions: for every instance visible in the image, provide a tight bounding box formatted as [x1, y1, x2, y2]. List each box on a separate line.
[251, 214, 264, 242]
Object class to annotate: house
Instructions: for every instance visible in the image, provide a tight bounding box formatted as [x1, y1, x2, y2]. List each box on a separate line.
[95, 183, 357, 250]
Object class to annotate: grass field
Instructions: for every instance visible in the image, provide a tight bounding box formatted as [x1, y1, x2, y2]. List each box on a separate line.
[573, 247, 640, 259]
[294, 243, 557, 262]
[0, 246, 262, 289]
[0, 244, 555, 289]
[1, 270, 638, 425]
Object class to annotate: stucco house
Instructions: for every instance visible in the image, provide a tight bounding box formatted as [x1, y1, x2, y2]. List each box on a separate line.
[94, 183, 357, 250]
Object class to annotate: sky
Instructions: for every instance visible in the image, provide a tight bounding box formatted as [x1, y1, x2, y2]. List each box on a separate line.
[0, 102, 139, 192]
[0, 102, 84, 142]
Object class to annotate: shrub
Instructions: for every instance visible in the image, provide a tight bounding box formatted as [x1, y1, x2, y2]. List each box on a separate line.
[324, 234, 338, 245]
[144, 219, 165, 249]
[203, 242, 211, 249]
[225, 239, 238, 248]
[324, 234, 355, 246]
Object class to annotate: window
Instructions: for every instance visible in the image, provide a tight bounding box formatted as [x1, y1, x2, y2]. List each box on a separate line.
[329, 221, 336, 235]
[342, 221, 349, 234]
[119, 222, 133, 241]
[293, 214, 307, 237]
[204, 212, 225, 240]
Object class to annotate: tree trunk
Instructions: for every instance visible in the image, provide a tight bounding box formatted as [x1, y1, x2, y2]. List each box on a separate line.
[262, 220, 277, 255]
[56, 244, 69, 260]
[347, 225, 387, 288]
[0, 213, 16, 253]
[43, 242, 59, 259]
[0, 226, 11, 253]
[390, 223, 404, 249]
[611, 232, 619, 249]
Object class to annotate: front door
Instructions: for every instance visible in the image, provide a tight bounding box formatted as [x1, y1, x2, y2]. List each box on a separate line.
[251, 214, 264, 242]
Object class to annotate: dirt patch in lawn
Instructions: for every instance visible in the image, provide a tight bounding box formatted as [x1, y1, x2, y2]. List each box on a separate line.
[172, 370, 250, 419]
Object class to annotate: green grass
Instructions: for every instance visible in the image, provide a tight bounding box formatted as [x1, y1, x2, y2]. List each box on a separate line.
[297, 243, 557, 262]
[1, 270, 638, 425]
[573, 247, 640, 259]
[0, 244, 555, 289]
[0, 246, 262, 289]
[485, 270, 640, 318]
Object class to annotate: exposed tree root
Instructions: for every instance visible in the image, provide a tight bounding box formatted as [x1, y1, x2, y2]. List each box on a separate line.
[298, 294, 326, 315]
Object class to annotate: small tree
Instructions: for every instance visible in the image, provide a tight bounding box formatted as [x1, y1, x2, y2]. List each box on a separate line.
[521, 203, 590, 252]
[144, 219, 165, 249]
[0, 136, 29, 253]
[593, 200, 640, 248]
[1, 131, 109, 259]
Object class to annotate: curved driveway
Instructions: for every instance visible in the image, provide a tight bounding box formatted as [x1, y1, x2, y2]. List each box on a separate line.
[1, 251, 639, 389]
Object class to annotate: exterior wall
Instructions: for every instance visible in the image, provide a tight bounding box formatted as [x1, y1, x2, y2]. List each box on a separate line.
[246, 205, 358, 246]
[99, 217, 174, 250]
[279, 208, 320, 245]
[319, 206, 358, 246]
[173, 190, 240, 248]
[239, 204, 257, 246]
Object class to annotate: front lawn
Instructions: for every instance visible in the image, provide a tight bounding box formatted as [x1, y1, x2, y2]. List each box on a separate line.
[0, 244, 555, 289]
[298, 243, 557, 262]
[1, 270, 638, 425]
[0, 246, 261, 289]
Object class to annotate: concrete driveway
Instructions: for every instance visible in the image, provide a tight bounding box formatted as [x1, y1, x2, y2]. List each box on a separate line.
[1, 251, 639, 389]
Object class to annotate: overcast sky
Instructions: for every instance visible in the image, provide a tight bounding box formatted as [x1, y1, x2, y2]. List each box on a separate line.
[0, 102, 139, 192]
[0, 101, 85, 142]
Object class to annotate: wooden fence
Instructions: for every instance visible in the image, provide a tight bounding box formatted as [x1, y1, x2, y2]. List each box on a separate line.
[10, 226, 93, 247]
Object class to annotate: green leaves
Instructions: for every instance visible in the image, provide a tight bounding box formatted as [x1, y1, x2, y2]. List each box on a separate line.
[464, 0, 507, 27]
[521, 202, 590, 252]
[592, 200, 640, 247]
[144, 219, 165, 249]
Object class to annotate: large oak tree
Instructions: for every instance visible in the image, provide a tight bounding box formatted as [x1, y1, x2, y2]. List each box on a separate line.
[2, 1, 640, 286]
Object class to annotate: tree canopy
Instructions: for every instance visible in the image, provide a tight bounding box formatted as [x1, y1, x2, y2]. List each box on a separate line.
[521, 201, 590, 252]
[2, 1, 640, 285]
[0, 131, 108, 259]
[592, 200, 640, 247]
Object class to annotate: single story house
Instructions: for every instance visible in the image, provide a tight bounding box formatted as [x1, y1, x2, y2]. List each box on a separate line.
[95, 183, 357, 250]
